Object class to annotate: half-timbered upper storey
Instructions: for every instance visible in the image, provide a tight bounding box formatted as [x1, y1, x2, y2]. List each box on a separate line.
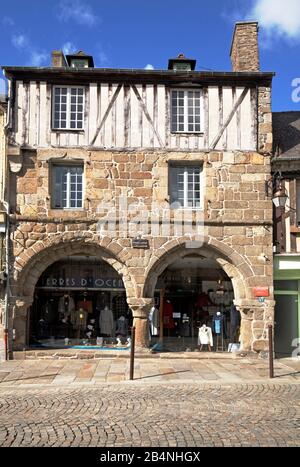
[3, 63, 273, 153]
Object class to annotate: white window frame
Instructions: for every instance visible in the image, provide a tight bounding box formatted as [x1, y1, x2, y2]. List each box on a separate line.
[169, 164, 204, 209]
[171, 88, 204, 134]
[52, 86, 85, 130]
[52, 164, 84, 210]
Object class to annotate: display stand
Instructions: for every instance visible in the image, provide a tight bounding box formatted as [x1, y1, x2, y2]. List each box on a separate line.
[215, 333, 225, 352]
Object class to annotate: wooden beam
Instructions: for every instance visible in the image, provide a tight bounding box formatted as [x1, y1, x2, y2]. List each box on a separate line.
[209, 87, 249, 150]
[89, 83, 122, 146]
[131, 84, 164, 148]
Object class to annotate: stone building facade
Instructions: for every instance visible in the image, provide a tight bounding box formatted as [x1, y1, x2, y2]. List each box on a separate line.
[0, 21, 275, 358]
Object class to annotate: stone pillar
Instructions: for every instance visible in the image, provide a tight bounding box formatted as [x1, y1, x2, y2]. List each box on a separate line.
[127, 298, 154, 349]
[236, 300, 275, 354]
[0, 298, 5, 360]
[11, 298, 32, 351]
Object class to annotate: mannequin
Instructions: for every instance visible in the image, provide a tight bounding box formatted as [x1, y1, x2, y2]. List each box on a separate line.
[115, 315, 128, 337]
[99, 305, 114, 336]
[149, 306, 159, 337]
[198, 323, 213, 351]
[212, 311, 226, 337]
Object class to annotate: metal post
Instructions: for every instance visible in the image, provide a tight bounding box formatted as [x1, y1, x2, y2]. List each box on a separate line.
[129, 326, 136, 381]
[268, 324, 274, 379]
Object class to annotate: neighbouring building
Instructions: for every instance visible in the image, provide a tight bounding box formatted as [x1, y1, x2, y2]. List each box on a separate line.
[0, 21, 275, 359]
[272, 111, 300, 356]
[0, 95, 7, 359]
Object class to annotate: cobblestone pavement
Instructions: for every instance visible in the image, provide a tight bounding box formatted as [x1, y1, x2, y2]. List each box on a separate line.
[0, 383, 299, 447]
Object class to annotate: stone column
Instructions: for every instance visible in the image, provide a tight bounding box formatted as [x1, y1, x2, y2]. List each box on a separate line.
[236, 300, 275, 354]
[127, 298, 154, 349]
[11, 298, 32, 351]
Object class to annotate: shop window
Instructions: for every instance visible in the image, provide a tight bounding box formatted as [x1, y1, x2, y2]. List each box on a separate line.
[52, 164, 84, 209]
[52, 86, 84, 130]
[169, 164, 202, 208]
[171, 89, 203, 133]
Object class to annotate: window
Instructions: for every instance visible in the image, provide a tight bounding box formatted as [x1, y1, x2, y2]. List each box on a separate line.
[170, 165, 202, 208]
[171, 89, 202, 133]
[71, 59, 89, 68]
[52, 165, 83, 209]
[53, 86, 84, 130]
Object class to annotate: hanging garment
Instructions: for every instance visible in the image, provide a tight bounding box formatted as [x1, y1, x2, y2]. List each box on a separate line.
[68, 296, 75, 314]
[115, 316, 128, 336]
[58, 296, 65, 315]
[149, 306, 159, 336]
[77, 300, 93, 314]
[99, 307, 114, 336]
[163, 301, 175, 329]
[195, 293, 212, 308]
[212, 313, 227, 337]
[198, 326, 213, 346]
[230, 304, 241, 343]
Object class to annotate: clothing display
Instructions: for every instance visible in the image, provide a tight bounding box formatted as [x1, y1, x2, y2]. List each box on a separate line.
[99, 306, 114, 336]
[212, 312, 227, 336]
[77, 300, 93, 314]
[71, 308, 88, 329]
[58, 295, 75, 318]
[230, 304, 241, 343]
[198, 325, 213, 347]
[115, 316, 128, 337]
[195, 292, 212, 308]
[163, 300, 175, 329]
[149, 306, 159, 336]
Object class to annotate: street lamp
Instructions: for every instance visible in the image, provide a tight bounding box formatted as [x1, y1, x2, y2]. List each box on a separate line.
[265, 172, 288, 208]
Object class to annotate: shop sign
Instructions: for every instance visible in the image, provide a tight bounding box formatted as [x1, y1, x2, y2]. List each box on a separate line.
[253, 287, 269, 298]
[41, 277, 125, 289]
[132, 238, 150, 249]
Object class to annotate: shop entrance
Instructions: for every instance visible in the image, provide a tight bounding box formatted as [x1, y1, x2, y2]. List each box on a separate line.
[151, 255, 240, 352]
[28, 255, 132, 348]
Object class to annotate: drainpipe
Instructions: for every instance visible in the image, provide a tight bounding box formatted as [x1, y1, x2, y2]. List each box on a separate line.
[2, 74, 12, 361]
[2, 201, 10, 361]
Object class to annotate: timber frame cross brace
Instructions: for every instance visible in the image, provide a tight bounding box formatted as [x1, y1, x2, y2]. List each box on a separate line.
[209, 87, 249, 150]
[89, 84, 164, 147]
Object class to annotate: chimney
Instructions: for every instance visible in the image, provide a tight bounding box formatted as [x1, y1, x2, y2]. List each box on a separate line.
[230, 22, 260, 72]
[51, 50, 67, 67]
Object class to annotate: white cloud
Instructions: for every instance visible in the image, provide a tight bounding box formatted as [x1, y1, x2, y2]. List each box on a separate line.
[248, 0, 300, 40]
[58, 0, 99, 27]
[11, 33, 48, 67]
[144, 64, 154, 70]
[62, 41, 77, 55]
[29, 51, 48, 67]
[12, 34, 29, 49]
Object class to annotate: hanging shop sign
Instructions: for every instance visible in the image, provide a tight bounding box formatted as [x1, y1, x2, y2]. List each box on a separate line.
[132, 238, 150, 249]
[253, 287, 269, 298]
[39, 277, 125, 289]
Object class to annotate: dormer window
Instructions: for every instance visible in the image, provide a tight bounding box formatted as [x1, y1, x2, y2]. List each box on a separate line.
[70, 59, 89, 68]
[65, 50, 94, 68]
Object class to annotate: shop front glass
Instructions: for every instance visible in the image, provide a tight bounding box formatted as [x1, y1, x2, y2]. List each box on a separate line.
[29, 256, 132, 349]
[151, 256, 239, 353]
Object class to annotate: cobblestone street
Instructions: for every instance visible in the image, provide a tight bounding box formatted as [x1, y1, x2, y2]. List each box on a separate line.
[0, 383, 299, 447]
[0, 357, 299, 447]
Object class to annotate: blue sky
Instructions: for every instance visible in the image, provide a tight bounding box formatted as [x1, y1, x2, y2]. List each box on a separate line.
[0, 0, 300, 111]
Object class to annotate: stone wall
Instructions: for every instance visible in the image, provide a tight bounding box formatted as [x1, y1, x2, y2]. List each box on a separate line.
[5, 145, 275, 353]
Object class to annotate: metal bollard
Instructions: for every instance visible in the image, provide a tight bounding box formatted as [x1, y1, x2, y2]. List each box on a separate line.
[268, 324, 274, 379]
[129, 326, 136, 381]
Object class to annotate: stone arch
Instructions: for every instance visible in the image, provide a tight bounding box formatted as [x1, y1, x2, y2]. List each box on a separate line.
[142, 236, 254, 302]
[13, 235, 137, 302]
